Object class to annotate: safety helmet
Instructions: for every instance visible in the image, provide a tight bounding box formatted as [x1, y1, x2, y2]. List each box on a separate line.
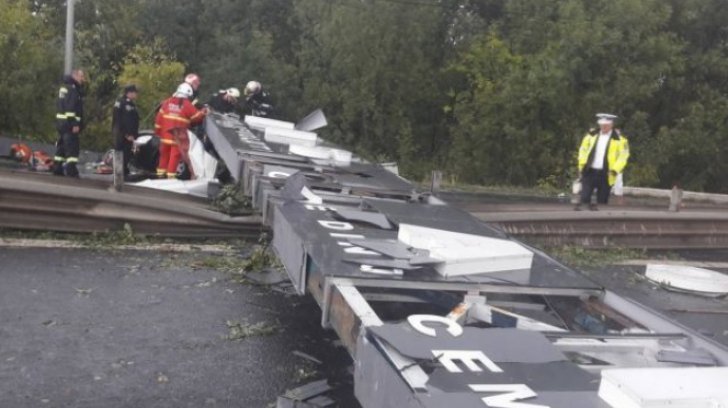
[184, 73, 201, 90]
[174, 82, 194, 99]
[244, 81, 262, 96]
[226, 87, 241, 99]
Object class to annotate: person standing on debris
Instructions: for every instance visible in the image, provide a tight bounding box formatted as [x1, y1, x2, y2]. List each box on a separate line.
[111, 84, 140, 177]
[575, 113, 630, 211]
[242, 80, 273, 117]
[53, 69, 86, 177]
[207, 88, 240, 114]
[156, 83, 207, 178]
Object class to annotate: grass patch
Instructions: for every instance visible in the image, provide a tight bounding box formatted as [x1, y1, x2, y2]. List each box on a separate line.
[1, 225, 251, 252]
[190, 255, 252, 273]
[83, 223, 148, 247]
[0, 227, 86, 241]
[547, 246, 648, 268]
[422, 180, 565, 197]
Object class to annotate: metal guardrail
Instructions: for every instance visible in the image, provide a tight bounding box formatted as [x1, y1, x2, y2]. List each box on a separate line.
[0, 170, 262, 238]
[624, 186, 728, 204]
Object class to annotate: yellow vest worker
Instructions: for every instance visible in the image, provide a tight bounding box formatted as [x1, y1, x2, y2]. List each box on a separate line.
[575, 113, 630, 211]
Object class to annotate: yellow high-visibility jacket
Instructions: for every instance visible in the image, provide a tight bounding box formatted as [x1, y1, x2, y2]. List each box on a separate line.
[577, 130, 630, 186]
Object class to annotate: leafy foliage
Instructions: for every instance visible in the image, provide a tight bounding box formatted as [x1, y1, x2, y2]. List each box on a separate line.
[117, 41, 185, 129]
[6, 0, 728, 192]
[0, 0, 61, 141]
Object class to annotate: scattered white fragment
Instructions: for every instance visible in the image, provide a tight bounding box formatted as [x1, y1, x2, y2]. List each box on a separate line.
[645, 264, 728, 297]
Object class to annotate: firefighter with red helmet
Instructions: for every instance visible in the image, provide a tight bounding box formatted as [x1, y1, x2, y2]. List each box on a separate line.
[155, 83, 207, 178]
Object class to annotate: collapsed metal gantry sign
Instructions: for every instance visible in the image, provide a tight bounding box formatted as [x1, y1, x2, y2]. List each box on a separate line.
[205, 112, 728, 408]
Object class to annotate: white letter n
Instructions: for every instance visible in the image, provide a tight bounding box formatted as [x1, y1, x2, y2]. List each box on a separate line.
[469, 384, 549, 408]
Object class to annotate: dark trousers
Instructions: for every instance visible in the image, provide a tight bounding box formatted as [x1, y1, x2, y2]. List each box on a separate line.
[580, 168, 611, 205]
[114, 133, 133, 175]
[53, 132, 80, 177]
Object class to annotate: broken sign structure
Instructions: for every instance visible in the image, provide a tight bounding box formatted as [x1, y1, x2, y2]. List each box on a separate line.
[204, 110, 728, 408]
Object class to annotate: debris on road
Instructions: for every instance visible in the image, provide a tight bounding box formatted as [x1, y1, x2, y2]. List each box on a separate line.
[292, 350, 323, 365]
[277, 379, 335, 408]
[225, 319, 280, 341]
[645, 264, 728, 297]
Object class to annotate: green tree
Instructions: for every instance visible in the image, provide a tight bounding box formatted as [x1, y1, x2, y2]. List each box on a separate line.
[447, 0, 684, 188]
[117, 42, 185, 129]
[0, 0, 61, 141]
[77, 41, 184, 152]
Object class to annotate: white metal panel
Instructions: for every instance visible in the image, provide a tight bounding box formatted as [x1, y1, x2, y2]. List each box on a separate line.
[264, 127, 318, 146]
[243, 115, 295, 131]
[599, 367, 728, 408]
[397, 223, 534, 277]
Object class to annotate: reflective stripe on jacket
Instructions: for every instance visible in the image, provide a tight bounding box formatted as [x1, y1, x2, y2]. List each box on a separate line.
[55, 76, 84, 133]
[155, 97, 205, 140]
[577, 131, 630, 186]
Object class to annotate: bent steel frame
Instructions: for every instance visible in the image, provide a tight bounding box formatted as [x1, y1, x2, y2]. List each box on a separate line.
[205, 111, 728, 408]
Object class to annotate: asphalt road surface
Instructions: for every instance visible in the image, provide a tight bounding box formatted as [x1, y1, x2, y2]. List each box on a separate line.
[0, 247, 358, 408]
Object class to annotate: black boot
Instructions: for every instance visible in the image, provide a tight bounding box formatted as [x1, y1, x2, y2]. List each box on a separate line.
[52, 161, 65, 176]
[65, 162, 79, 178]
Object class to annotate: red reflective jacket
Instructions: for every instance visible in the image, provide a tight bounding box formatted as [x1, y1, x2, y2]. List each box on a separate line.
[155, 97, 205, 143]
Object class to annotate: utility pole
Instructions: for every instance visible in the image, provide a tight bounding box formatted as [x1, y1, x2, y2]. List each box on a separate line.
[64, 0, 75, 75]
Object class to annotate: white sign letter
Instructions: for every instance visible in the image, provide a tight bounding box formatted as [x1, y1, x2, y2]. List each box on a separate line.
[407, 315, 463, 338]
[432, 350, 503, 373]
[469, 384, 548, 408]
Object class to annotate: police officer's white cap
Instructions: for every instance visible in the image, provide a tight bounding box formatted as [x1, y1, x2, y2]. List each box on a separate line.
[596, 113, 617, 124]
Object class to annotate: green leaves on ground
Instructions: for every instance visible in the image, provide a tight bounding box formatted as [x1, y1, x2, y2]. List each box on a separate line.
[225, 319, 280, 341]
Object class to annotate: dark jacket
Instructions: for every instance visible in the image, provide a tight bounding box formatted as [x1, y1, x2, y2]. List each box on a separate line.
[55, 75, 84, 133]
[111, 96, 139, 139]
[244, 90, 273, 117]
[207, 91, 236, 114]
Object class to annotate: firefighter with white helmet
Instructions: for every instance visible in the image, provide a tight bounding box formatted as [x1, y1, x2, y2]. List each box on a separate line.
[242, 80, 273, 117]
[207, 87, 241, 114]
[154, 83, 207, 178]
[244, 81, 261, 97]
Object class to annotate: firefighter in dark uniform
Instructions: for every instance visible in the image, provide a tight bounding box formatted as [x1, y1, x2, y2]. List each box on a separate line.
[207, 88, 240, 114]
[111, 84, 140, 176]
[242, 81, 273, 117]
[53, 69, 85, 177]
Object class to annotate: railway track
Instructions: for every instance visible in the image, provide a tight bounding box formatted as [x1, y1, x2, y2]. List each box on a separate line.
[476, 210, 728, 249]
[434, 191, 728, 249]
